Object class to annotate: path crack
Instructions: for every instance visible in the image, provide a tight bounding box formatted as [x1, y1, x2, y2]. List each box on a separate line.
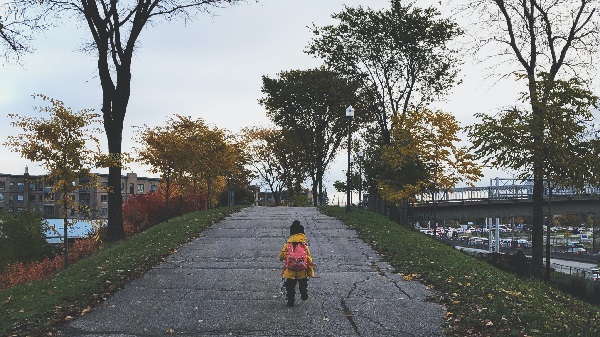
[340, 298, 361, 336]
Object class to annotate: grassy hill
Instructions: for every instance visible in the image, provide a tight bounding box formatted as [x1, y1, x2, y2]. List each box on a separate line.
[320, 206, 600, 337]
[2, 204, 598, 336]
[0, 205, 245, 336]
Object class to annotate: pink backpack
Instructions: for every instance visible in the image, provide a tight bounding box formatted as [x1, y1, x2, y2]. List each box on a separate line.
[285, 242, 308, 271]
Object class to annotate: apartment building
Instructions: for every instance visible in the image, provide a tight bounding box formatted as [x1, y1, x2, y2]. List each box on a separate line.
[0, 167, 160, 219]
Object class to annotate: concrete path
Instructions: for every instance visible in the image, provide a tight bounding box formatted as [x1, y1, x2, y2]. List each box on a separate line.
[58, 207, 446, 336]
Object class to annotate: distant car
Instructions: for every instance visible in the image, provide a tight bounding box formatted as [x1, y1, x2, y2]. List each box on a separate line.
[497, 225, 511, 232]
[468, 237, 481, 245]
[566, 242, 585, 249]
[591, 268, 600, 282]
[419, 229, 433, 236]
[565, 247, 588, 255]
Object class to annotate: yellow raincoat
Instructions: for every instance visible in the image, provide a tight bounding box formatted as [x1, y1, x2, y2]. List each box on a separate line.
[279, 233, 315, 279]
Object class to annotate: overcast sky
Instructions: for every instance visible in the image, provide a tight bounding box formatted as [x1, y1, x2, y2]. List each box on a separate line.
[1, 0, 597, 204]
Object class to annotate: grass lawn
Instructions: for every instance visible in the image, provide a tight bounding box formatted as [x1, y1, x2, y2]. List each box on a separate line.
[320, 206, 600, 337]
[0, 205, 245, 337]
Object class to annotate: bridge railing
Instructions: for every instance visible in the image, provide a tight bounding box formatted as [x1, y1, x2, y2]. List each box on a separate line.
[414, 178, 600, 204]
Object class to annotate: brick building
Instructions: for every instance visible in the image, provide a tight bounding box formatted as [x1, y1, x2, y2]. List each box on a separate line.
[0, 167, 160, 219]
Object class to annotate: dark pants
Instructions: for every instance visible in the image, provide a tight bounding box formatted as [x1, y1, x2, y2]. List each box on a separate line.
[285, 278, 308, 304]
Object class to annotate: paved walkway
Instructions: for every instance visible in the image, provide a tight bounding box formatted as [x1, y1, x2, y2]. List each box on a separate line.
[58, 207, 446, 336]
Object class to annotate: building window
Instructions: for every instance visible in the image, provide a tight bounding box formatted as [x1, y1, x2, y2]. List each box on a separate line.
[101, 195, 108, 203]
[100, 207, 108, 216]
[137, 184, 144, 193]
[29, 183, 36, 191]
[121, 182, 125, 191]
[44, 206, 54, 217]
[17, 182, 24, 190]
[17, 194, 24, 202]
[150, 184, 158, 192]
[129, 183, 134, 194]
[9, 182, 14, 189]
[79, 193, 91, 206]
[0, 181, 5, 189]
[9, 194, 14, 202]
[39, 195, 44, 201]
[29, 195, 36, 202]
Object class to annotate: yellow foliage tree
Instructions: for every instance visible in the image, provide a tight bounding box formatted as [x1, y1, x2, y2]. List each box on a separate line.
[380, 108, 482, 204]
[4, 94, 103, 267]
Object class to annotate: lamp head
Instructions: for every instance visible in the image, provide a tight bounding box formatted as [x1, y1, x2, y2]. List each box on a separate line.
[346, 105, 355, 118]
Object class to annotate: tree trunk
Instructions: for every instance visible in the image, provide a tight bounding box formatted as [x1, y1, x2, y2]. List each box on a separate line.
[311, 178, 318, 207]
[317, 170, 323, 206]
[107, 162, 124, 241]
[531, 174, 545, 278]
[545, 184, 553, 282]
[164, 172, 171, 223]
[62, 182, 69, 268]
[98, 47, 130, 242]
[178, 170, 184, 213]
[206, 180, 212, 209]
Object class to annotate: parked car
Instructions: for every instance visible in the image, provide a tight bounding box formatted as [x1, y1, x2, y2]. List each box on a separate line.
[498, 225, 511, 232]
[565, 247, 588, 255]
[566, 242, 585, 249]
[419, 229, 433, 236]
[591, 268, 599, 282]
[468, 237, 481, 245]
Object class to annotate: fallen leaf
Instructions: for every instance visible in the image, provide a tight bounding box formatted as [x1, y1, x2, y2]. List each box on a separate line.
[3, 296, 11, 304]
[166, 328, 174, 333]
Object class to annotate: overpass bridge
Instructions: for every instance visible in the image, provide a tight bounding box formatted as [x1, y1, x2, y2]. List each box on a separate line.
[411, 178, 600, 221]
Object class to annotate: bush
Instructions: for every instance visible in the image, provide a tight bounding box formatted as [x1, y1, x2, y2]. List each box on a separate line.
[122, 187, 208, 237]
[0, 237, 98, 290]
[591, 282, 600, 305]
[0, 209, 53, 271]
[485, 250, 531, 278]
[122, 192, 168, 236]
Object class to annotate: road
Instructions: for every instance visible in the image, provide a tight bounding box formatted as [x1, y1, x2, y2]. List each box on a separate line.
[456, 246, 598, 279]
[57, 207, 446, 336]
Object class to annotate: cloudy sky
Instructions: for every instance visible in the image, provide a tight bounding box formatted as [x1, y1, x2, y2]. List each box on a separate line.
[1, 0, 597, 204]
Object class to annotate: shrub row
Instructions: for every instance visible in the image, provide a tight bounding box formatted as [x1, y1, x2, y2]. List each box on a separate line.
[0, 238, 99, 290]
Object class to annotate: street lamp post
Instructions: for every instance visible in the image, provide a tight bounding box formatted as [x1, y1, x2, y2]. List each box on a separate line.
[358, 150, 363, 209]
[358, 151, 363, 209]
[346, 105, 354, 213]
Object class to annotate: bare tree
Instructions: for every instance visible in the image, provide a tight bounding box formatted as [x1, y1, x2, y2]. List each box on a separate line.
[0, 0, 244, 242]
[463, 0, 598, 279]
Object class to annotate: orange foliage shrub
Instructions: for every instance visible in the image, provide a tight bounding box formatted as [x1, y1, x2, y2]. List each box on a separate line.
[122, 187, 206, 237]
[1, 187, 206, 289]
[0, 238, 99, 290]
[122, 191, 167, 237]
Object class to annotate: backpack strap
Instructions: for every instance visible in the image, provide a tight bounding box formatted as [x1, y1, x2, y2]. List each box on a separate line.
[282, 242, 293, 276]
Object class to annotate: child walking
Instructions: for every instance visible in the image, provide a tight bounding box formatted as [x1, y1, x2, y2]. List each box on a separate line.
[279, 220, 315, 307]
